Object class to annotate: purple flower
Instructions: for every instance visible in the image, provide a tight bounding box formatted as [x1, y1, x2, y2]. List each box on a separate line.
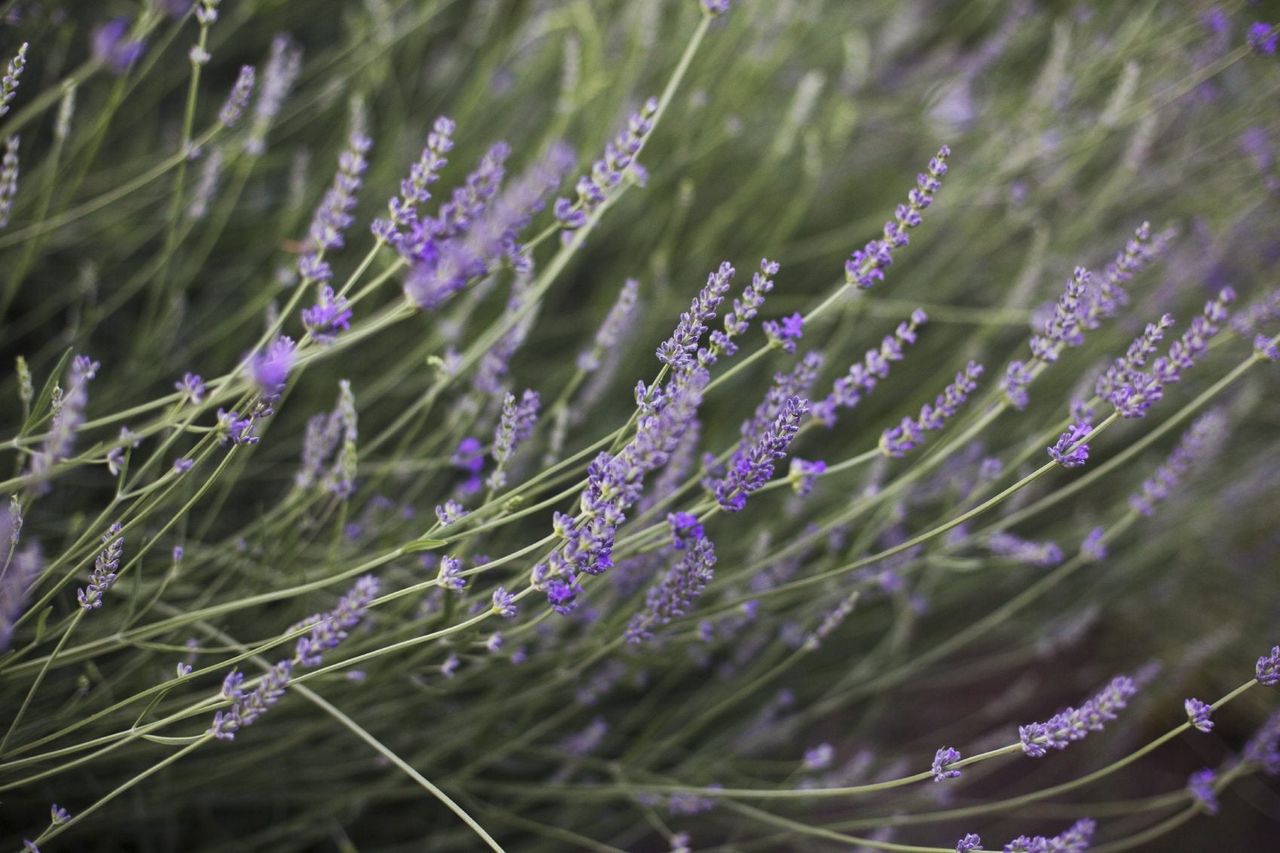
[49, 803, 70, 825]
[711, 396, 808, 512]
[788, 458, 826, 496]
[578, 278, 641, 371]
[173, 457, 194, 473]
[955, 833, 983, 852]
[803, 743, 834, 771]
[704, 258, 781, 364]
[1248, 22, 1278, 55]
[535, 365, 707, 610]
[216, 409, 258, 446]
[249, 336, 296, 399]
[0, 511, 41, 652]
[1, 43, 28, 119]
[299, 131, 372, 282]
[245, 36, 302, 156]
[77, 522, 123, 611]
[437, 556, 466, 591]
[844, 146, 950, 289]
[702, 0, 731, 15]
[1244, 709, 1280, 774]
[292, 576, 379, 666]
[657, 261, 736, 373]
[1188, 768, 1219, 815]
[1048, 422, 1092, 468]
[175, 372, 206, 404]
[1255, 333, 1280, 362]
[1129, 410, 1227, 516]
[988, 532, 1063, 567]
[555, 97, 659, 239]
[404, 144, 570, 311]
[491, 586, 517, 618]
[1019, 675, 1137, 757]
[932, 746, 962, 782]
[880, 361, 983, 457]
[1185, 697, 1214, 732]
[373, 115, 455, 247]
[1080, 527, 1107, 562]
[435, 500, 468, 526]
[301, 286, 353, 344]
[763, 312, 804, 353]
[0, 135, 18, 229]
[218, 65, 256, 127]
[210, 661, 292, 741]
[625, 533, 717, 643]
[668, 512, 704, 549]
[1029, 266, 1090, 363]
[92, 19, 146, 74]
[29, 355, 99, 490]
[1257, 645, 1280, 685]
[487, 390, 540, 490]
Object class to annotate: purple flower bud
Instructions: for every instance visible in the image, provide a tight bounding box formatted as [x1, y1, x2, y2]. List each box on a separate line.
[1, 43, 29, 119]
[1257, 645, 1280, 685]
[1188, 768, 1219, 815]
[1019, 675, 1137, 758]
[248, 336, 296, 399]
[955, 834, 983, 853]
[492, 586, 517, 618]
[1048, 422, 1091, 468]
[932, 746, 962, 782]
[1185, 697, 1214, 732]
[76, 523, 124, 611]
[301, 286, 353, 345]
[1248, 22, 1278, 55]
[92, 19, 146, 74]
[880, 361, 983, 457]
[844, 146, 949, 289]
[1, 135, 20, 231]
[219, 65, 255, 127]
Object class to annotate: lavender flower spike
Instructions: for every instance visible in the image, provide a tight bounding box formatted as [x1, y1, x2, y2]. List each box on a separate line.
[1128, 410, 1227, 516]
[487, 390, 540, 490]
[1188, 768, 1219, 815]
[301, 286, 353, 344]
[30, 355, 100, 488]
[1018, 675, 1137, 757]
[844, 146, 949, 290]
[1, 43, 28, 119]
[210, 660, 292, 741]
[555, 96, 659, 240]
[657, 261, 735, 374]
[77, 523, 124, 610]
[578, 278, 641, 372]
[1185, 697, 1214, 732]
[0, 135, 19, 229]
[1048, 421, 1092, 468]
[292, 575, 379, 666]
[218, 65, 256, 128]
[880, 360, 983, 457]
[711, 395, 808, 512]
[626, 527, 717, 643]
[702, 258, 780, 366]
[932, 746, 962, 782]
[955, 834, 983, 852]
[1257, 645, 1280, 685]
[245, 35, 302, 156]
[372, 115, 455, 248]
[812, 308, 928, 426]
[249, 336, 296, 399]
[299, 130, 372, 283]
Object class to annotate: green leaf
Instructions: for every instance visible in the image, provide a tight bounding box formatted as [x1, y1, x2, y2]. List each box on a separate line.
[33, 605, 54, 641]
[401, 537, 446, 553]
[20, 348, 72, 437]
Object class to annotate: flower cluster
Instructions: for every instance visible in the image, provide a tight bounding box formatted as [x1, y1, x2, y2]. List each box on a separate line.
[844, 146, 950, 289]
[76, 523, 124, 610]
[812, 309, 927, 426]
[1018, 675, 1137, 757]
[880, 361, 983, 457]
[625, 516, 717, 643]
[555, 97, 659, 239]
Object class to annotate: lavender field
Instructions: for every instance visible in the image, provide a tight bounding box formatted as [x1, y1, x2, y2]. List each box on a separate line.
[1, 1, 1279, 850]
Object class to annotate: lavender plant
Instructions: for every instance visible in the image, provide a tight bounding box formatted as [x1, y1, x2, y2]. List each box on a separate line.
[0, 2, 1279, 851]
